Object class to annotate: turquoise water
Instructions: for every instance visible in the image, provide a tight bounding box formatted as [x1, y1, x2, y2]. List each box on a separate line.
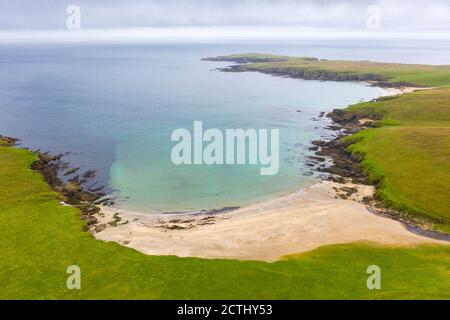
[109, 73, 381, 212]
[2, 40, 442, 213]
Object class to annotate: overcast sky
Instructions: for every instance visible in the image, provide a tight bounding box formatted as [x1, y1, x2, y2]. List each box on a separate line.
[0, 0, 448, 40]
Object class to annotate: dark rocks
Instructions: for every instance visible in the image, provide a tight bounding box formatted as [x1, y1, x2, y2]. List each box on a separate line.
[82, 169, 96, 179]
[313, 121, 370, 185]
[89, 186, 105, 193]
[311, 140, 326, 147]
[362, 196, 373, 205]
[31, 153, 64, 187]
[107, 213, 123, 227]
[37, 152, 64, 165]
[198, 216, 216, 226]
[327, 109, 359, 125]
[376, 81, 415, 88]
[64, 167, 80, 176]
[340, 187, 359, 197]
[0, 135, 19, 146]
[308, 156, 327, 163]
[163, 206, 239, 216]
[30, 151, 108, 231]
[327, 175, 348, 184]
[84, 215, 98, 226]
[93, 224, 107, 233]
[325, 125, 343, 131]
[166, 225, 188, 230]
[79, 204, 100, 216]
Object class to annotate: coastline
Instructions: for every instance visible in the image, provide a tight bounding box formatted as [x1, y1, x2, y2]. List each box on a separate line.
[369, 84, 432, 97]
[92, 84, 449, 261]
[3, 55, 446, 262]
[94, 179, 447, 262]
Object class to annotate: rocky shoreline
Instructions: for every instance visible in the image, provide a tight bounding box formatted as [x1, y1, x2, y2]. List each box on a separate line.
[0, 135, 19, 146]
[0, 135, 112, 230]
[30, 152, 110, 229]
[202, 55, 448, 239]
[311, 106, 450, 241]
[202, 56, 416, 88]
[2, 88, 448, 241]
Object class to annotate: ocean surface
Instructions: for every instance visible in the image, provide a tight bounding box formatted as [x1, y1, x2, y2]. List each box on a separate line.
[0, 39, 448, 213]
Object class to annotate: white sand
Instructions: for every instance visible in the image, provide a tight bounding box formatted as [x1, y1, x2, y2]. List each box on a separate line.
[375, 85, 436, 97]
[94, 181, 447, 262]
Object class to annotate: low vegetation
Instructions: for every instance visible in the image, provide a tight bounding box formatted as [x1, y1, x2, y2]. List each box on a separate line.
[345, 87, 450, 232]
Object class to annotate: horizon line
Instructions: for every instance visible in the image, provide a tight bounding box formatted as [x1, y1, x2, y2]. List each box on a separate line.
[0, 26, 449, 43]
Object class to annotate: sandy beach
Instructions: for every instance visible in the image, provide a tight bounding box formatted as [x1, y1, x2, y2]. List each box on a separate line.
[94, 180, 447, 262]
[374, 85, 436, 97]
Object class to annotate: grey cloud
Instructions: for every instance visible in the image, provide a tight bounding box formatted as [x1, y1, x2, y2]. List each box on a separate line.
[0, 0, 449, 31]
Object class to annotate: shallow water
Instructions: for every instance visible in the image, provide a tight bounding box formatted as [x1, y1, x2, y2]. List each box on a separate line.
[0, 39, 447, 213]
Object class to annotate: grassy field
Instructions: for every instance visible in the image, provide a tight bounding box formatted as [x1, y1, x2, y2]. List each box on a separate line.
[347, 87, 450, 126]
[209, 53, 450, 87]
[345, 87, 450, 232]
[0, 144, 449, 300]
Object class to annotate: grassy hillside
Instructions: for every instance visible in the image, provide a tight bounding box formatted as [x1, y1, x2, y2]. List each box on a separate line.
[206, 53, 450, 87]
[0, 144, 449, 300]
[345, 87, 450, 232]
[347, 87, 450, 125]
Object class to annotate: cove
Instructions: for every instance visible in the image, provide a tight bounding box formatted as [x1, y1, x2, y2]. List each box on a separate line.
[0, 42, 383, 214]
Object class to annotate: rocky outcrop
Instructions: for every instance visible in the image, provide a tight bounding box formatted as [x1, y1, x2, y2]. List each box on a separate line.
[316, 138, 368, 185]
[0, 135, 19, 146]
[30, 152, 109, 230]
[310, 109, 450, 239]
[204, 55, 418, 88]
[202, 55, 291, 63]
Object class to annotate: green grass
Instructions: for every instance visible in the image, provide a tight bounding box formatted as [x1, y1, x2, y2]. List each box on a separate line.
[216, 53, 450, 87]
[344, 87, 450, 232]
[0, 145, 449, 300]
[347, 87, 450, 126]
